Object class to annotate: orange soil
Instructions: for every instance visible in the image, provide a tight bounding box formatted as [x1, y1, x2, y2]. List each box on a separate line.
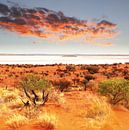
[0, 91, 129, 130]
[0, 63, 129, 130]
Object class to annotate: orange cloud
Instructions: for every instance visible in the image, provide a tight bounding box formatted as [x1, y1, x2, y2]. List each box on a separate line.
[0, 3, 117, 43]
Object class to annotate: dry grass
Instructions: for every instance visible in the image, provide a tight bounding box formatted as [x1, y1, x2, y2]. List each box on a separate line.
[0, 88, 24, 110]
[0, 88, 21, 103]
[0, 103, 11, 115]
[6, 113, 28, 129]
[0, 88, 20, 99]
[83, 93, 114, 129]
[49, 90, 65, 106]
[22, 106, 41, 119]
[35, 112, 57, 130]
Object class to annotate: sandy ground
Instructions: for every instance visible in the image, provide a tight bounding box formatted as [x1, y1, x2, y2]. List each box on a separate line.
[0, 91, 129, 130]
[0, 63, 129, 130]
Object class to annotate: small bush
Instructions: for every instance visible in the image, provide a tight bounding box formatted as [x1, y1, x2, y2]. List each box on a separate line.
[86, 66, 99, 74]
[86, 80, 98, 92]
[82, 79, 88, 91]
[84, 75, 95, 81]
[66, 65, 75, 72]
[54, 79, 71, 92]
[6, 114, 28, 129]
[82, 75, 95, 91]
[124, 75, 129, 80]
[98, 79, 129, 106]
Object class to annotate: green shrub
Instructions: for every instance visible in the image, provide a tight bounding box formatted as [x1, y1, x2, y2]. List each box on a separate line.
[20, 74, 52, 106]
[98, 79, 129, 106]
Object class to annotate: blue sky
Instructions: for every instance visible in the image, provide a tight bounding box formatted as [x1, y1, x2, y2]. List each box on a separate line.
[0, 0, 129, 54]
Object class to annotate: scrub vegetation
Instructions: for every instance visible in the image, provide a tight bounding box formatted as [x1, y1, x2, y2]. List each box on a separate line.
[0, 63, 129, 130]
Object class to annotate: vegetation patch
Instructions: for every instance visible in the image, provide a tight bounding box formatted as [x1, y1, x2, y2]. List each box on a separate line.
[84, 93, 113, 129]
[35, 112, 57, 130]
[98, 79, 129, 107]
[6, 114, 28, 129]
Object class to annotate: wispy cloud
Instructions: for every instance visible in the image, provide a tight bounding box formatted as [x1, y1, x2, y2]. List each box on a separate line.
[91, 42, 113, 47]
[0, 3, 117, 43]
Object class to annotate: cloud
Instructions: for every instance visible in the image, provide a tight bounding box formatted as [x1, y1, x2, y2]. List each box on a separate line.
[95, 42, 113, 47]
[0, 3, 117, 42]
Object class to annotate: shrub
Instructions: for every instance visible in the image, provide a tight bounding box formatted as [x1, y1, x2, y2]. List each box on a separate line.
[66, 65, 75, 72]
[82, 75, 95, 91]
[72, 78, 79, 85]
[82, 79, 88, 91]
[20, 74, 52, 106]
[124, 75, 129, 80]
[98, 79, 129, 106]
[84, 75, 95, 81]
[86, 66, 99, 74]
[54, 79, 71, 92]
[86, 80, 97, 92]
[6, 114, 28, 129]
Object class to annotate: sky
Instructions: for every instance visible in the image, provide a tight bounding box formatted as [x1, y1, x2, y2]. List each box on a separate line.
[0, 0, 129, 55]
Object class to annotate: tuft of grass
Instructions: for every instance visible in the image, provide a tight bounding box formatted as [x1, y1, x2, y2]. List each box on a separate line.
[6, 114, 28, 129]
[0, 88, 21, 103]
[22, 106, 41, 119]
[0, 103, 11, 115]
[83, 93, 114, 129]
[0, 88, 24, 110]
[8, 98, 23, 109]
[49, 90, 65, 106]
[35, 112, 57, 130]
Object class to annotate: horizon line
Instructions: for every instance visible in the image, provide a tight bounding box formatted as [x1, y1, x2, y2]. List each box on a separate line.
[0, 54, 129, 57]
